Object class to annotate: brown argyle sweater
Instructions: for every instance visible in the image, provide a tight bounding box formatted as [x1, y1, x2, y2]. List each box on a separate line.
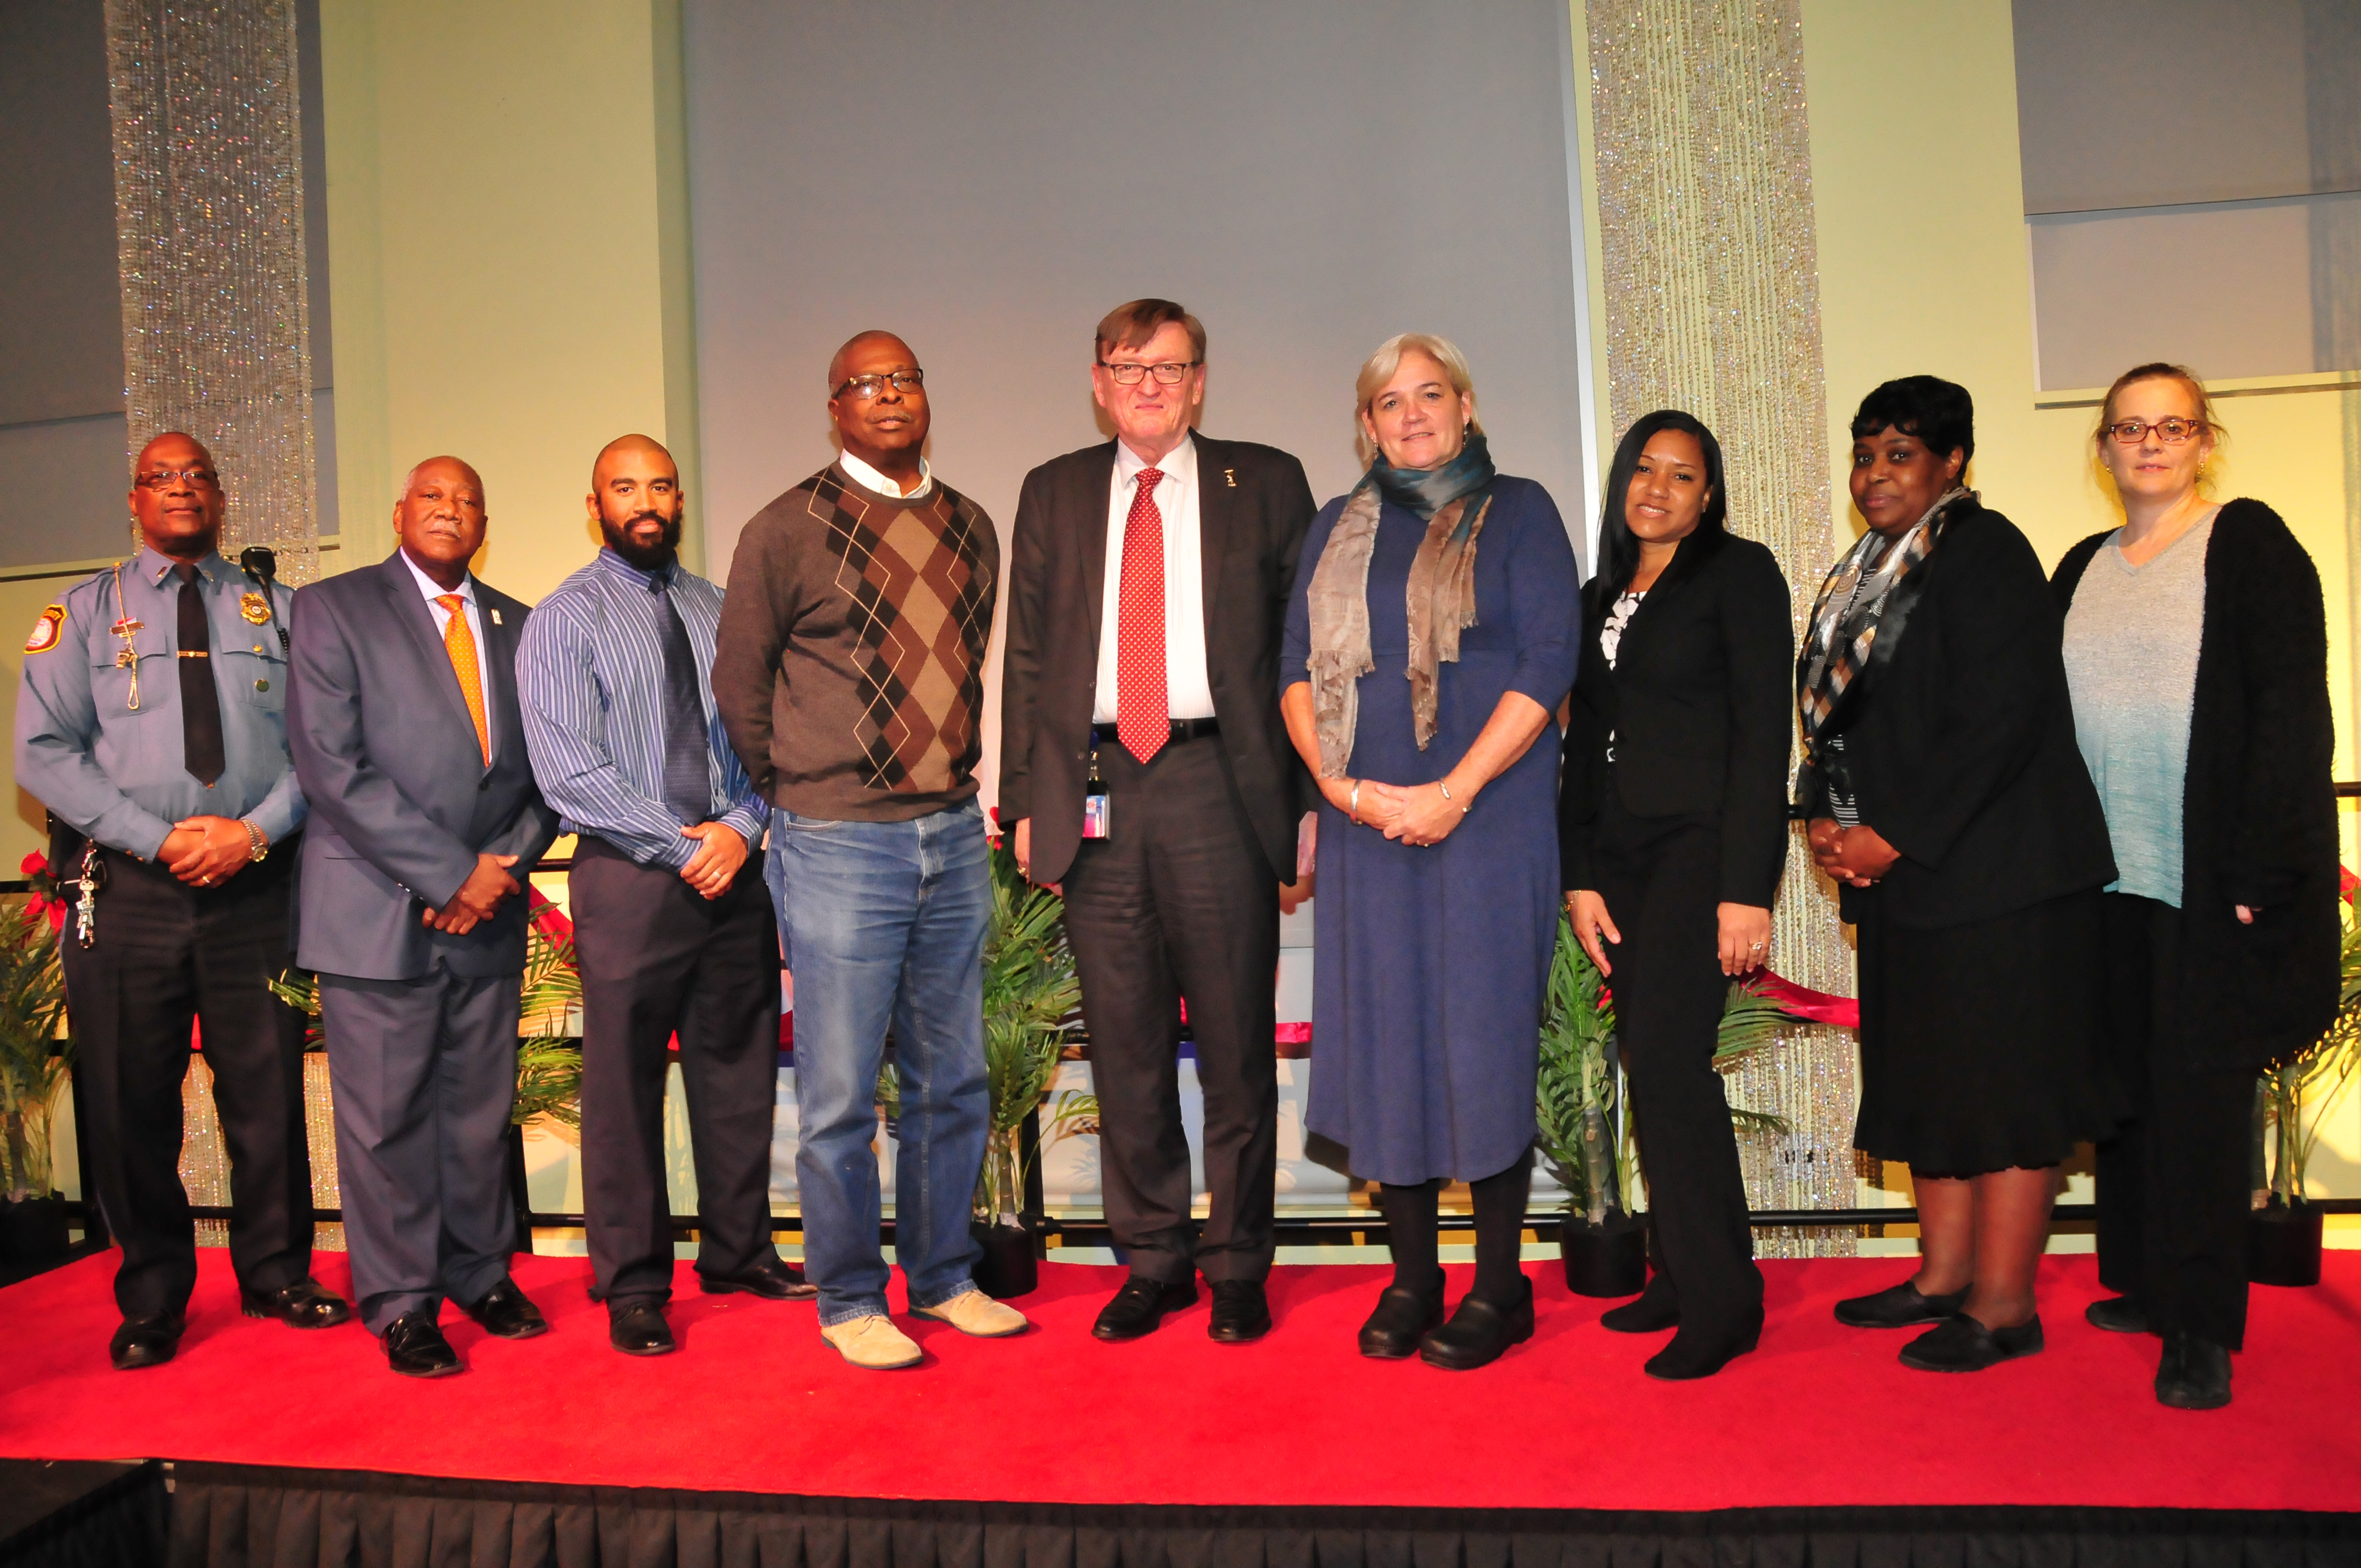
[714, 463, 998, 821]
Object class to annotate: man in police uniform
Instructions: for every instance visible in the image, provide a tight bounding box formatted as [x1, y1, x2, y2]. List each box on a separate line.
[14, 431, 349, 1370]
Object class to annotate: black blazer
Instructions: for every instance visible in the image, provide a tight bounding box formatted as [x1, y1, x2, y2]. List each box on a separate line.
[998, 434, 1316, 886]
[1794, 498, 2115, 929]
[1559, 530, 1793, 906]
[2054, 499, 2340, 1071]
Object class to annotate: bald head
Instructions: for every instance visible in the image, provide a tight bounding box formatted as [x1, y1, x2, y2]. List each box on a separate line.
[826, 331, 929, 491]
[128, 431, 226, 560]
[393, 455, 488, 590]
[586, 433, 685, 571]
[827, 330, 913, 393]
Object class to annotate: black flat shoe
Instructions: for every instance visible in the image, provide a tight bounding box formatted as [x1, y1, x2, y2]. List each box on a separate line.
[1092, 1276, 1196, 1342]
[1898, 1312, 2043, 1372]
[458, 1278, 548, 1340]
[2085, 1295, 2150, 1335]
[382, 1311, 461, 1378]
[242, 1277, 352, 1329]
[1600, 1273, 1680, 1334]
[1644, 1311, 1762, 1380]
[109, 1312, 186, 1371]
[699, 1256, 818, 1300]
[608, 1300, 676, 1357]
[2155, 1331, 2231, 1409]
[1207, 1280, 1270, 1343]
[1419, 1281, 1535, 1371]
[1358, 1278, 1445, 1358]
[1835, 1279, 1969, 1329]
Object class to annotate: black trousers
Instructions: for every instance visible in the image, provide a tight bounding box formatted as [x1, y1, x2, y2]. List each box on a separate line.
[571, 835, 784, 1305]
[1587, 792, 1763, 1335]
[2096, 892, 2252, 1349]
[1062, 732, 1279, 1283]
[59, 843, 313, 1318]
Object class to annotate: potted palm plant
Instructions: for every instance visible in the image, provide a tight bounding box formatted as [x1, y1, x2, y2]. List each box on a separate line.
[2249, 874, 2361, 1287]
[0, 854, 75, 1272]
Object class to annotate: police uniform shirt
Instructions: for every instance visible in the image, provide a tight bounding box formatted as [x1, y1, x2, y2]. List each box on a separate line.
[14, 546, 307, 859]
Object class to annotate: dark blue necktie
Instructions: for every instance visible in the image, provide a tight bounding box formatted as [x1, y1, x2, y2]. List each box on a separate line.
[655, 581, 710, 825]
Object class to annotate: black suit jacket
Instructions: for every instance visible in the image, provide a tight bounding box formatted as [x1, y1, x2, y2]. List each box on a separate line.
[1793, 499, 2115, 929]
[2054, 499, 2339, 1071]
[287, 552, 562, 981]
[1560, 530, 1793, 906]
[999, 434, 1316, 885]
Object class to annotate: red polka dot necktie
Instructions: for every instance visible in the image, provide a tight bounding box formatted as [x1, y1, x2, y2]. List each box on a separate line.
[1115, 467, 1168, 765]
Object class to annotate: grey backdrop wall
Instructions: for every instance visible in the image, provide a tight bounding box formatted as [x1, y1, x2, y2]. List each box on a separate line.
[681, 0, 1597, 801]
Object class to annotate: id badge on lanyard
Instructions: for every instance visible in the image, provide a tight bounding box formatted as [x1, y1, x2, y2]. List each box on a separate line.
[1082, 740, 1111, 840]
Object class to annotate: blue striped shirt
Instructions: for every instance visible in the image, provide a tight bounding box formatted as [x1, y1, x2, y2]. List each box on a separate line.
[517, 548, 766, 869]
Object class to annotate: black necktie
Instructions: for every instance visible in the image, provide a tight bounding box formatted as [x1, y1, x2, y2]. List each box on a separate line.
[176, 564, 225, 787]
[655, 582, 710, 824]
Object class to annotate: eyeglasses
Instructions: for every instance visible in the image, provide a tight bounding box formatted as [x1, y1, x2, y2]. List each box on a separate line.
[1097, 360, 1200, 386]
[134, 467, 219, 489]
[2104, 417, 2208, 446]
[833, 369, 924, 401]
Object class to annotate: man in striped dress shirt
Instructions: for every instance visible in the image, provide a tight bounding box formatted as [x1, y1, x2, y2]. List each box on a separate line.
[517, 434, 807, 1358]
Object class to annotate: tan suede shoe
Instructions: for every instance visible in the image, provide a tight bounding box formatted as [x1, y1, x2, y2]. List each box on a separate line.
[819, 1314, 923, 1369]
[913, 1289, 1029, 1338]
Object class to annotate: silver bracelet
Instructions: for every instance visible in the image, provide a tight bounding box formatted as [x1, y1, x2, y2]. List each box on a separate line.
[1435, 779, 1469, 815]
[1348, 780, 1362, 824]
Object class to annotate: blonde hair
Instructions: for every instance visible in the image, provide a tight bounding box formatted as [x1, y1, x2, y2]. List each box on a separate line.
[2095, 361, 2226, 496]
[1354, 333, 1483, 467]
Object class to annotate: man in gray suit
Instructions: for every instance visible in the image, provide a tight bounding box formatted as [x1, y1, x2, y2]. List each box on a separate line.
[287, 455, 562, 1378]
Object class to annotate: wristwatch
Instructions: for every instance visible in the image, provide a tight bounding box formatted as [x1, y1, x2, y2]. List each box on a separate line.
[241, 819, 269, 863]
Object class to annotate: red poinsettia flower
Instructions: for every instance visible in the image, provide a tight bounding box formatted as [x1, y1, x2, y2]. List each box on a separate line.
[20, 852, 48, 878]
[526, 885, 575, 943]
[2341, 864, 2358, 905]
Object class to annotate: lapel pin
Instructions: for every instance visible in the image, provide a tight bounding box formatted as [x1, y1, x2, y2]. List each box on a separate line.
[1223, 469, 1237, 488]
[490, 607, 503, 626]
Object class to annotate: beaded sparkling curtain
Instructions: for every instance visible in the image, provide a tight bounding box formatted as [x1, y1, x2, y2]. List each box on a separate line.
[1585, 0, 1858, 1254]
[105, 0, 319, 585]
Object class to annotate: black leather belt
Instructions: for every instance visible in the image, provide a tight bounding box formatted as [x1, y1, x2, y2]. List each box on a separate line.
[1091, 717, 1220, 747]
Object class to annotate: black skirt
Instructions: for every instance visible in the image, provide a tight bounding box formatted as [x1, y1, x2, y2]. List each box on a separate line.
[1853, 885, 2118, 1178]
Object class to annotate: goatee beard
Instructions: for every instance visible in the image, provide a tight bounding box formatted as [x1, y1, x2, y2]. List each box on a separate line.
[603, 515, 680, 572]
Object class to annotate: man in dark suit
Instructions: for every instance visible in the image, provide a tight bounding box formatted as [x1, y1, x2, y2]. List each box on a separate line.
[286, 455, 562, 1377]
[999, 299, 1315, 1344]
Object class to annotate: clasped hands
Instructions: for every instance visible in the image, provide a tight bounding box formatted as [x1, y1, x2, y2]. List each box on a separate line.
[1807, 818, 1900, 889]
[1321, 774, 1467, 847]
[158, 814, 257, 886]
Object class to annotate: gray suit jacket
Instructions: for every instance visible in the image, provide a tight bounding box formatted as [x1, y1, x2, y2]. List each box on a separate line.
[286, 551, 561, 981]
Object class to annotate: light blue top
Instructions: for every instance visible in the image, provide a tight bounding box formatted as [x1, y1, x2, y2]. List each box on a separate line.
[2061, 514, 2213, 908]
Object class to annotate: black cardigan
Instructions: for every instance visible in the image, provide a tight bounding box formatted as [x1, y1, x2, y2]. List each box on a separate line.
[1559, 530, 1793, 905]
[1794, 498, 2117, 928]
[2053, 498, 2340, 1072]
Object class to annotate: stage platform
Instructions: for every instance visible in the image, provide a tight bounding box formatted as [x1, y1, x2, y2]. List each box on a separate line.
[3, 1249, 2357, 1565]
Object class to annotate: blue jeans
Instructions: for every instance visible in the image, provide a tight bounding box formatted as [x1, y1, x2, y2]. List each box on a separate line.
[767, 800, 989, 1325]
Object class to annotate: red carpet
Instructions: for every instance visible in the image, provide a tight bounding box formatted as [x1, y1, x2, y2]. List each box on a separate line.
[3, 1248, 2356, 1511]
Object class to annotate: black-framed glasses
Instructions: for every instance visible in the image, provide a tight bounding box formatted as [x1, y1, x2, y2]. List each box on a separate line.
[833, 369, 924, 401]
[1097, 360, 1200, 386]
[134, 467, 220, 489]
[2104, 416, 2208, 446]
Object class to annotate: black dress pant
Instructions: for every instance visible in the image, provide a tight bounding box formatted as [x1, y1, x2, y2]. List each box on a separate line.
[570, 835, 784, 1305]
[1062, 732, 1279, 1283]
[1586, 791, 1762, 1335]
[59, 843, 313, 1318]
[2096, 892, 2253, 1349]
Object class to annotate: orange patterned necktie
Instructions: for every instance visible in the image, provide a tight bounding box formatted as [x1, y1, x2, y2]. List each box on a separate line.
[437, 593, 491, 764]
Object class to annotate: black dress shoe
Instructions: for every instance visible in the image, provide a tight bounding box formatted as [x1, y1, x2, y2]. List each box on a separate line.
[1358, 1278, 1445, 1359]
[1419, 1280, 1535, 1371]
[110, 1313, 186, 1371]
[1207, 1280, 1270, 1343]
[608, 1300, 676, 1357]
[1091, 1276, 1196, 1342]
[1898, 1312, 2043, 1372]
[2085, 1295, 2151, 1335]
[241, 1277, 353, 1329]
[1834, 1279, 1969, 1329]
[458, 1278, 548, 1340]
[698, 1256, 818, 1300]
[2155, 1331, 2232, 1409]
[1644, 1311, 1762, 1380]
[1600, 1272, 1680, 1334]
[382, 1311, 461, 1378]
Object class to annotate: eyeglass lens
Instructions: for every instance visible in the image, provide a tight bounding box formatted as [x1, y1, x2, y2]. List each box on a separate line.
[2107, 418, 2202, 445]
[1101, 362, 1195, 386]
[137, 469, 219, 488]
[839, 370, 923, 399]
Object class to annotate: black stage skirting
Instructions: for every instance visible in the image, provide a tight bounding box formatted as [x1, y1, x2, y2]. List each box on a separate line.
[9, 1460, 2355, 1568]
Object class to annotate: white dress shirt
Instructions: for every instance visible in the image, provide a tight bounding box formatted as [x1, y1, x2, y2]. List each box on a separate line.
[401, 548, 496, 753]
[1093, 432, 1215, 723]
[837, 448, 934, 500]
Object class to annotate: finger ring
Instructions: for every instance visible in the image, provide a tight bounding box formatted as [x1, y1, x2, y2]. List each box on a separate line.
[1750, 940, 1765, 950]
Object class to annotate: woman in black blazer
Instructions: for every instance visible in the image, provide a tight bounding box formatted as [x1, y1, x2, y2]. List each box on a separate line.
[1800, 376, 2118, 1374]
[2054, 362, 2338, 1410]
[1559, 410, 1792, 1380]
